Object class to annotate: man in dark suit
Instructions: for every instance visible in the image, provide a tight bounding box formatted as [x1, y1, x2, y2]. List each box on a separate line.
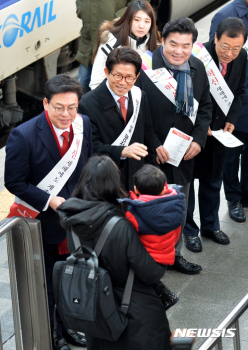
[136, 18, 212, 274]
[184, 18, 247, 252]
[210, 0, 248, 222]
[79, 47, 156, 191]
[5, 75, 92, 350]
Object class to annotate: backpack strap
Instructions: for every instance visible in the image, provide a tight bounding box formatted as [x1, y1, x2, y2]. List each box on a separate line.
[71, 215, 134, 315]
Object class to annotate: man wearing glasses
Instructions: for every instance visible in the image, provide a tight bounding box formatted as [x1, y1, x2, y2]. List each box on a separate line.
[5, 75, 92, 350]
[184, 18, 247, 253]
[210, 1, 248, 224]
[79, 46, 156, 191]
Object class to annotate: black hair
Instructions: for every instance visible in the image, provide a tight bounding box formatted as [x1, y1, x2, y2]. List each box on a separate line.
[72, 155, 127, 216]
[133, 164, 167, 196]
[162, 17, 198, 43]
[105, 47, 142, 76]
[216, 17, 247, 43]
[45, 74, 83, 102]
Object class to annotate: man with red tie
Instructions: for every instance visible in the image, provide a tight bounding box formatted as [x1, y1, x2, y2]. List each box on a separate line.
[79, 47, 156, 191]
[5, 74, 92, 349]
[183, 18, 247, 252]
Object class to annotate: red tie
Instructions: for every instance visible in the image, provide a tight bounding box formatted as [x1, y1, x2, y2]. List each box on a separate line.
[118, 97, 127, 123]
[221, 63, 227, 77]
[61, 131, 69, 156]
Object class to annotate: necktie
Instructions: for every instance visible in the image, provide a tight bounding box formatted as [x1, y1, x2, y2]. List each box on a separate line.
[61, 131, 69, 156]
[221, 63, 227, 77]
[118, 96, 127, 123]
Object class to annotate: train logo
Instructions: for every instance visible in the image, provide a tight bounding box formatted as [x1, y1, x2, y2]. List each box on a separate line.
[0, 0, 56, 48]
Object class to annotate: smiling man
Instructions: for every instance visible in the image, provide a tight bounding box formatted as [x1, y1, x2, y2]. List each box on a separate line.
[5, 74, 92, 350]
[79, 46, 156, 191]
[184, 18, 247, 253]
[137, 18, 212, 274]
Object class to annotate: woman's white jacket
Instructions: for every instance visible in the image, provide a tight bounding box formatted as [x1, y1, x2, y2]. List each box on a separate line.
[89, 32, 149, 90]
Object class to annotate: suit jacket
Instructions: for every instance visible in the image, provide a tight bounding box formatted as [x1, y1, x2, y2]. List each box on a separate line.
[194, 40, 247, 180]
[4, 111, 93, 244]
[78, 80, 156, 191]
[210, 0, 248, 132]
[136, 47, 212, 185]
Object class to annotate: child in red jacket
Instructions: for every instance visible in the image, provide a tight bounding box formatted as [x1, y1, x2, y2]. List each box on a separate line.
[122, 165, 185, 311]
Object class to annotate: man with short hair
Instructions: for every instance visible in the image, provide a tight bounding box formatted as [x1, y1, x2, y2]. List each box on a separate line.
[137, 18, 212, 274]
[5, 75, 92, 350]
[210, 0, 248, 223]
[79, 46, 156, 191]
[184, 17, 247, 252]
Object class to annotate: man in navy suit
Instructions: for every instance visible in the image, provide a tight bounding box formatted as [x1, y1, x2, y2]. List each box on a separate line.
[5, 75, 92, 350]
[210, 0, 248, 223]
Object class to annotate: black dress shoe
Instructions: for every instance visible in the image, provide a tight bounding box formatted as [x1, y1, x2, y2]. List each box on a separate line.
[168, 256, 202, 274]
[228, 201, 246, 222]
[53, 338, 71, 350]
[62, 329, 87, 347]
[185, 236, 202, 253]
[201, 229, 230, 245]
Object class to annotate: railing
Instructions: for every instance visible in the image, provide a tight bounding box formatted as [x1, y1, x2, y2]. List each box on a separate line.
[197, 293, 248, 350]
[0, 217, 52, 350]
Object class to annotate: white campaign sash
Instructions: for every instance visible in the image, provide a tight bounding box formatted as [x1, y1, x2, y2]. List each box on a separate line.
[112, 86, 142, 147]
[144, 67, 199, 125]
[192, 42, 234, 116]
[242, 38, 248, 59]
[11, 114, 84, 217]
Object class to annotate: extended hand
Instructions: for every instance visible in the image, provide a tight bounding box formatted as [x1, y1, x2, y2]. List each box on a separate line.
[223, 122, 235, 134]
[184, 141, 201, 161]
[49, 196, 65, 211]
[121, 143, 148, 160]
[156, 145, 169, 164]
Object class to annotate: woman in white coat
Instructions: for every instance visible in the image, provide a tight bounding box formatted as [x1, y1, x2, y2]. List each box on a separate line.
[90, 0, 160, 90]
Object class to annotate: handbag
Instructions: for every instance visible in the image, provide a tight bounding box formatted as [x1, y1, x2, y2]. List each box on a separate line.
[52, 216, 134, 341]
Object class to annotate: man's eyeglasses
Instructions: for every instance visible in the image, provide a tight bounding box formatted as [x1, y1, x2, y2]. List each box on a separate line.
[50, 102, 78, 115]
[111, 72, 137, 83]
[219, 42, 241, 54]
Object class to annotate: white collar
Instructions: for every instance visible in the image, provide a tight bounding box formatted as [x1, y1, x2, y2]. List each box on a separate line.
[52, 124, 70, 138]
[106, 80, 129, 103]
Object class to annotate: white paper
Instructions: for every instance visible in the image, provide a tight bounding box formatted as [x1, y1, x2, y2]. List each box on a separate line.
[163, 128, 193, 167]
[211, 130, 244, 148]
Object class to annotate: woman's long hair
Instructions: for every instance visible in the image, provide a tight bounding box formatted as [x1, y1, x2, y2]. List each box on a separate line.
[72, 155, 127, 215]
[92, 1, 159, 62]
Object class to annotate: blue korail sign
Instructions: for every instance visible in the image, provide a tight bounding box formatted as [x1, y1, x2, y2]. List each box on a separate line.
[0, 0, 56, 48]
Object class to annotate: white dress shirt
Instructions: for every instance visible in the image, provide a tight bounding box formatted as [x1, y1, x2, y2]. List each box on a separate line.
[43, 124, 70, 211]
[106, 80, 129, 109]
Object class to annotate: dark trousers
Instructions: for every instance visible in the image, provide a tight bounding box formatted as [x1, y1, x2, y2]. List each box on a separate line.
[183, 176, 223, 237]
[43, 243, 69, 341]
[175, 183, 190, 256]
[223, 130, 248, 202]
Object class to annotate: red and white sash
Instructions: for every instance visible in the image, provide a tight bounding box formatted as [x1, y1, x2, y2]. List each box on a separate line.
[7, 114, 84, 219]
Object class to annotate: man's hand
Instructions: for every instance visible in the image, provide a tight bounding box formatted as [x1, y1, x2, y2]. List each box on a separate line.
[208, 126, 212, 136]
[156, 145, 169, 164]
[49, 196, 65, 211]
[121, 143, 148, 160]
[184, 141, 201, 161]
[223, 122, 235, 134]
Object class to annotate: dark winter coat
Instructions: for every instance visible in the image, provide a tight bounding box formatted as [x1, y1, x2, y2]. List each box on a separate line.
[136, 47, 212, 185]
[79, 80, 157, 191]
[57, 199, 172, 350]
[123, 187, 185, 265]
[210, 0, 248, 133]
[194, 40, 246, 180]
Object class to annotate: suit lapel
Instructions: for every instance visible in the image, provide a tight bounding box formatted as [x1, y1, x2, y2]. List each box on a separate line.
[126, 91, 134, 123]
[37, 112, 61, 163]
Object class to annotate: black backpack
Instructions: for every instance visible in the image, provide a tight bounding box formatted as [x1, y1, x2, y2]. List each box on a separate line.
[52, 216, 134, 341]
